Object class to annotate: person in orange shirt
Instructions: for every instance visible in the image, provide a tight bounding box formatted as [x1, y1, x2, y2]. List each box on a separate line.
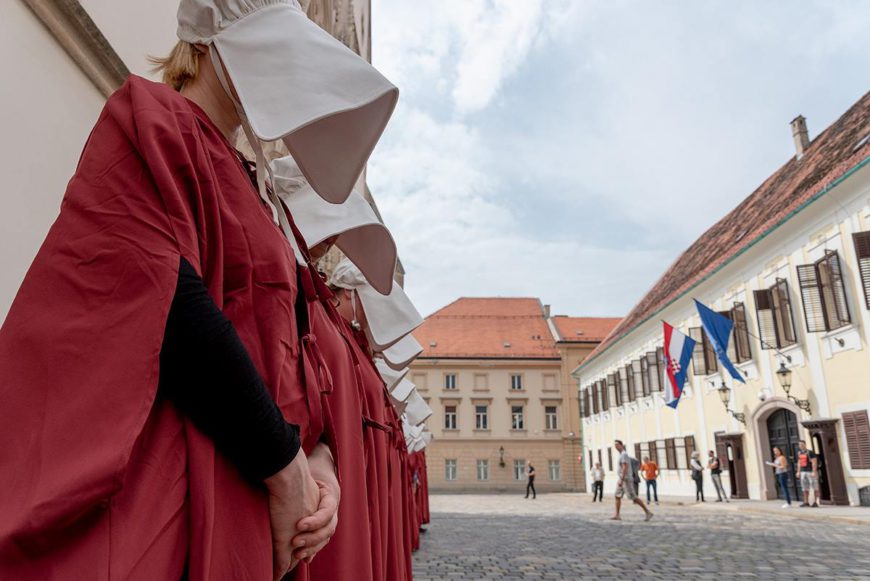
[640, 456, 660, 505]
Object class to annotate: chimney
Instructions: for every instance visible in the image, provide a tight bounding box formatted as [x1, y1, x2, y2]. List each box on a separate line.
[543, 304, 551, 318]
[791, 115, 810, 159]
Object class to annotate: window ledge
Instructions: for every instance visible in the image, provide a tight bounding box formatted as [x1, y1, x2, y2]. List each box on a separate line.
[473, 428, 491, 433]
[510, 429, 528, 433]
[821, 324, 862, 358]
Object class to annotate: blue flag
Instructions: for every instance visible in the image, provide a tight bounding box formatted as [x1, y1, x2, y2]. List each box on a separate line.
[694, 299, 745, 384]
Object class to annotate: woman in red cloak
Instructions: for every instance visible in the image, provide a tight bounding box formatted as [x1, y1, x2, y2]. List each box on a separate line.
[0, 1, 397, 579]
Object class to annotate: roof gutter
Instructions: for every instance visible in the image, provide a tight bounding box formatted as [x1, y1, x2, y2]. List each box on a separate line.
[576, 153, 870, 376]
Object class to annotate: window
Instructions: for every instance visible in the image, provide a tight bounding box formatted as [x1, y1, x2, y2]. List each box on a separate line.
[510, 374, 524, 390]
[674, 437, 688, 470]
[444, 374, 457, 390]
[754, 279, 797, 349]
[843, 410, 870, 469]
[548, 460, 561, 481]
[581, 388, 590, 418]
[797, 250, 851, 332]
[476, 459, 489, 481]
[664, 438, 677, 470]
[730, 303, 752, 363]
[607, 447, 613, 471]
[632, 359, 648, 397]
[655, 440, 666, 467]
[513, 459, 526, 480]
[616, 368, 627, 405]
[645, 351, 662, 392]
[475, 405, 489, 430]
[597, 448, 602, 468]
[545, 406, 558, 430]
[591, 384, 600, 414]
[588, 449, 593, 470]
[689, 327, 719, 376]
[634, 443, 641, 461]
[854, 231, 870, 309]
[511, 405, 525, 430]
[444, 405, 457, 430]
[605, 374, 617, 408]
[685, 435, 696, 467]
[445, 459, 457, 481]
[625, 363, 637, 400]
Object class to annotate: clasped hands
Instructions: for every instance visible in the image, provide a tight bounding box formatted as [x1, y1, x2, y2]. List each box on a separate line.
[266, 442, 340, 580]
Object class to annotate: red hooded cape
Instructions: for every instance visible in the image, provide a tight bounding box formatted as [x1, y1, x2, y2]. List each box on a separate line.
[0, 76, 321, 580]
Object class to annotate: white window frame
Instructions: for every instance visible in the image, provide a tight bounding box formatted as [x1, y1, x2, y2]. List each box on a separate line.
[513, 459, 526, 480]
[545, 405, 558, 430]
[548, 459, 561, 481]
[511, 405, 525, 430]
[510, 374, 524, 390]
[444, 405, 458, 430]
[444, 373, 457, 390]
[475, 404, 489, 430]
[445, 459, 457, 481]
[476, 459, 489, 481]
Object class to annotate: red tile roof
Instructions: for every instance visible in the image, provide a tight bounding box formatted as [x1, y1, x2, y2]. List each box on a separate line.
[416, 298, 560, 359]
[550, 316, 622, 343]
[582, 90, 870, 369]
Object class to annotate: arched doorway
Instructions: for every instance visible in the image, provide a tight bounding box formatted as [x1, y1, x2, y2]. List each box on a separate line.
[766, 408, 802, 501]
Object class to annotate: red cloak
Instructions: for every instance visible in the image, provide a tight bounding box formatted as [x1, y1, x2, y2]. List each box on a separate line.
[0, 76, 321, 580]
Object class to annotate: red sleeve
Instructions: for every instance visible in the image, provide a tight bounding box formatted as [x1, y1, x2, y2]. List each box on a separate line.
[0, 82, 212, 552]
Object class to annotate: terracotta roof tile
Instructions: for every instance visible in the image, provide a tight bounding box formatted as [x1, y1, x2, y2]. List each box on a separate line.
[583, 90, 870, 368]
[416, 298, 560, 359]
[551, 316, 622, 343]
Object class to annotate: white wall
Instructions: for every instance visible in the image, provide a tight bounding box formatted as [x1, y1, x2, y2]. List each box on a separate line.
[79, 0, 178, 79]
[0, 1, 105, 319]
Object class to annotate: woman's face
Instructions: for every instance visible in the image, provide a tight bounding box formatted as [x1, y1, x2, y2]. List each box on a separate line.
[773, 447, 782, 457]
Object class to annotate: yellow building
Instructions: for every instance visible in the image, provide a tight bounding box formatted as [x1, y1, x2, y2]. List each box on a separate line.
[575, 94, 870, 506]
[411, 297, 619, 492]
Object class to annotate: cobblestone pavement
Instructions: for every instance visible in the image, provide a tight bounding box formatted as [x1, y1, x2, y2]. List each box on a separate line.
[412, 494, 870, 580]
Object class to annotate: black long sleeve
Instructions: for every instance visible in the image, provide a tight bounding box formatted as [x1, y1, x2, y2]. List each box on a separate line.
[158, 257, 300, 482]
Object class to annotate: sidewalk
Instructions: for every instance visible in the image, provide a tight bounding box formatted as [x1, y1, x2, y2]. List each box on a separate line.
[645, 494, 870, 526]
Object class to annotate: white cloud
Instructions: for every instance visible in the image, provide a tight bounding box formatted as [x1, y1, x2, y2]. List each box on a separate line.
[370, 1, 870, 318]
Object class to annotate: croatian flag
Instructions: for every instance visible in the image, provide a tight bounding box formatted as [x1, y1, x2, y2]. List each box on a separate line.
[663, 322, 696, 409]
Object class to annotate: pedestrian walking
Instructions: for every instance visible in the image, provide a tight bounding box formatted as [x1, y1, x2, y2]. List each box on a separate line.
[690, 451, 705, 502]
[591, 463, 605, 502]
[765, 447, 792, 508]
[525, 463, 537, 499]
[610, 440, 653, 522]
[796, 440, 821, 507]
[708, 450, 729, 503]
[640, 456, 660, 504]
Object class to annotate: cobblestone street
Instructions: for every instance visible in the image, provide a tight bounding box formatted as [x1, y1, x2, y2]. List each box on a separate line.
[412, 494, 870, 580]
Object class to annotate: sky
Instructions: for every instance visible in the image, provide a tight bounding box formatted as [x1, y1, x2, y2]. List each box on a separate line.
[368, 0, 870, 318]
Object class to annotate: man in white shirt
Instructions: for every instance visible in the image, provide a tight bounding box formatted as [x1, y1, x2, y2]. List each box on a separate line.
[611, 440, 653, 522]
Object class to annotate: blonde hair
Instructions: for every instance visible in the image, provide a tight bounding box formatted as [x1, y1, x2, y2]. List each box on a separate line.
[149, 41, 200, 91]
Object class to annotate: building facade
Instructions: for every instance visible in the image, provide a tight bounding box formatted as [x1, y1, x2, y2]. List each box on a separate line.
[575, 95, 870, 506]
[412, 298, 618, 492]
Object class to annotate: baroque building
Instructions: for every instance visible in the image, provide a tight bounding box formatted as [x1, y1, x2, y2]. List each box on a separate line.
[412, 297, 619, 492]
[576, 94, 870, 506]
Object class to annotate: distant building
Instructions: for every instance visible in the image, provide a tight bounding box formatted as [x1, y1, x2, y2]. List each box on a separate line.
[576, 93, 870, 505]
[411, 297, 619, 492]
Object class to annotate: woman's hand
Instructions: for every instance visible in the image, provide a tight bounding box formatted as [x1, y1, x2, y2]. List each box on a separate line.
[291, 442, 340, 563]
[265, 448, 320, 580]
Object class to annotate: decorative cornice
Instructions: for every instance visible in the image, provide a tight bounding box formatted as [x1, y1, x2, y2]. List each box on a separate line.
[23, 0, 129, 98]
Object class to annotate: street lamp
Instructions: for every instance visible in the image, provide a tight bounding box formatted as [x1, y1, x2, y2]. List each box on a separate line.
[717, 382, 746, 425]
[776, 362, 811, 414]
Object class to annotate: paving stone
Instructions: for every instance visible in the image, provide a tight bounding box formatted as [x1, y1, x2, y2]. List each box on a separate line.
[412, 494, 870, 579]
